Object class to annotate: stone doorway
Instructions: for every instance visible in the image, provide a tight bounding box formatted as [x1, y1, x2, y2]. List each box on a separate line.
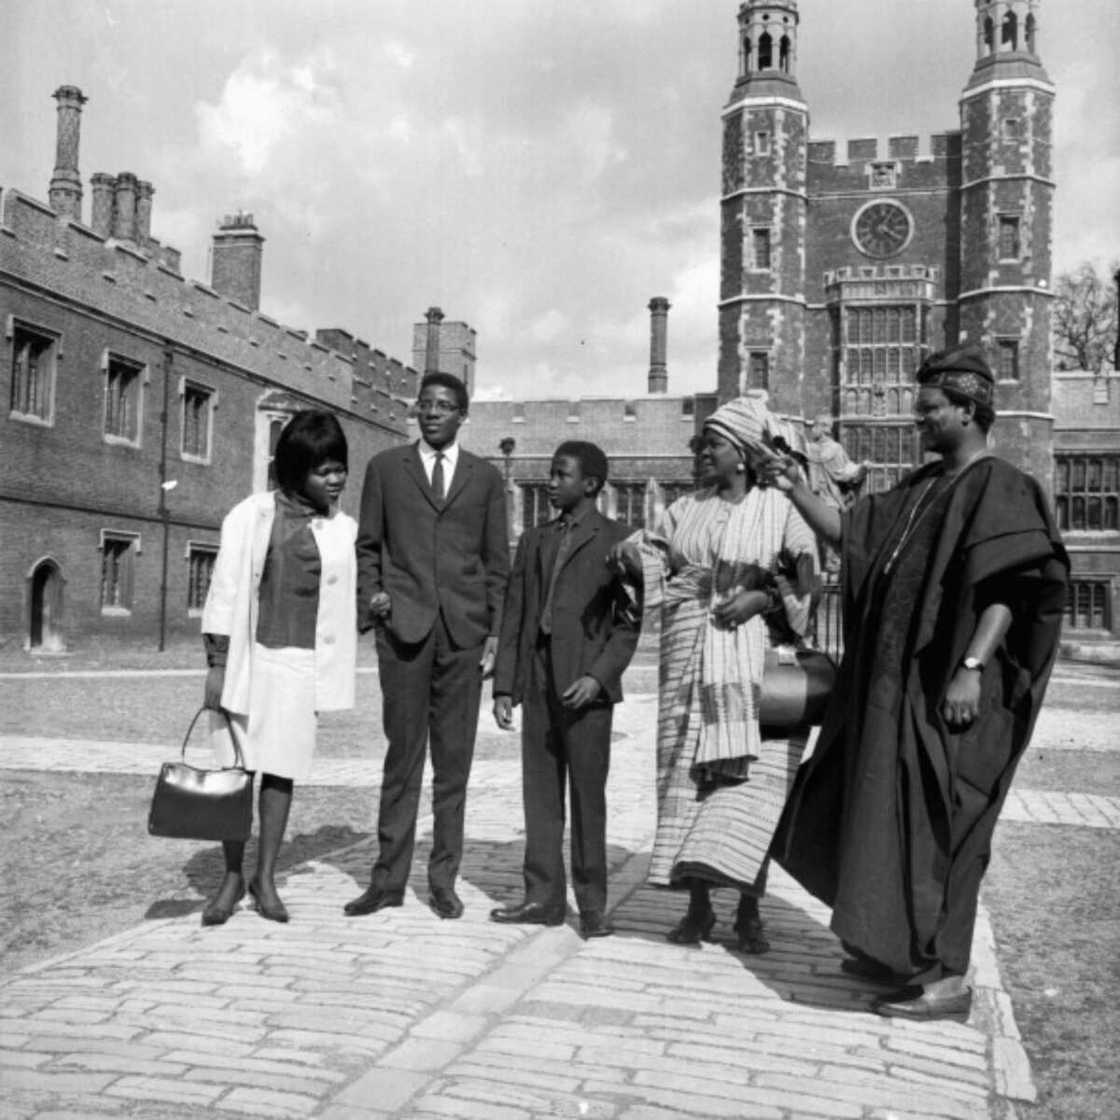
[28, 559, 65, 653]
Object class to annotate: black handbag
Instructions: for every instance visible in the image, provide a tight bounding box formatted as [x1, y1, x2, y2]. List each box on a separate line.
[759, 646, 837, 729]
[148, 707, 253, 841]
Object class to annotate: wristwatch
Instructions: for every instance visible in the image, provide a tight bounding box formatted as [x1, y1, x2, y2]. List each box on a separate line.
[960, 656, 984, 672]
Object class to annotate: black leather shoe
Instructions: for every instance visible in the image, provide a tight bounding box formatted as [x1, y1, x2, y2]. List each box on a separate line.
[489, 900, 566, 926]
[344, 886, 404, 917]
[429, 886, 464, 920]
[872, 985, 973, 1023]
[578, 912, 614, 939]
[840, 956, 901, 983]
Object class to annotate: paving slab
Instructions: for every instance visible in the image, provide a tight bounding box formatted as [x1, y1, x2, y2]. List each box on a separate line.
[0, 687, 1040, 1119]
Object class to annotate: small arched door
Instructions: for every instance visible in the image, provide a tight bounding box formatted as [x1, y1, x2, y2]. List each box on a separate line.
[29, 559, 65, 652]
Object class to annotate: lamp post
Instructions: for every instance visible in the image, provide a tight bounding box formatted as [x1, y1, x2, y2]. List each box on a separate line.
[499, 436, 516, 541]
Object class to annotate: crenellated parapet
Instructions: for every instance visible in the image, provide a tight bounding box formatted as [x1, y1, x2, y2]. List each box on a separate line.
[0, 185, 410, 434]
[806, 133, 963, 192]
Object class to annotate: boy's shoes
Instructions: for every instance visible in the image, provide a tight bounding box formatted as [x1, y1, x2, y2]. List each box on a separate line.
[489, 900, 566, 926]
[429, 886, 464, 920]
[578, 911, 614, 939]
[343, 886, 404, 917]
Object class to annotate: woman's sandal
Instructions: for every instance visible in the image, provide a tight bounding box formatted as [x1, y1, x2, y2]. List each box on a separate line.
[734, 900, 770, 954]
[666, 909, 716, 945]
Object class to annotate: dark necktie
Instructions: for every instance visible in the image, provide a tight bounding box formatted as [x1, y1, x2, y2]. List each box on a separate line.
[431, 451, 445, 502]
[540, 517, 573, 636]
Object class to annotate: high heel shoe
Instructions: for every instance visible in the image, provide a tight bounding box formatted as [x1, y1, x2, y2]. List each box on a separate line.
[248, 877, 290, 924]
[666, 908, 716, 945]
[201, 877, 246, 927]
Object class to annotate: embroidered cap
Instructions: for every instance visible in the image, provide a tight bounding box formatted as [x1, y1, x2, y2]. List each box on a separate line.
[916, 345, 995, 407]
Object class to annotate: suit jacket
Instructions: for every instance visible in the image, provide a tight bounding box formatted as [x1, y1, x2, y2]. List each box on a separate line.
[356, 442, 510, 646]
[202, 491, 357, 713]
[493, 509, 640, 706]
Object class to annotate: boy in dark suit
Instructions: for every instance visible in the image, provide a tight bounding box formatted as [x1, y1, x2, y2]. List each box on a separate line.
[347, 372, 509, 921]
[490, 441, 641, 938]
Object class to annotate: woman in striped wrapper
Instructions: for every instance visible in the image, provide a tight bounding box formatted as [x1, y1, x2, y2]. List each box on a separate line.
[611, 396, 819, 952]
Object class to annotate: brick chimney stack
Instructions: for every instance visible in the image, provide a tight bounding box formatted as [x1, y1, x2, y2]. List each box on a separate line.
[48, 85, 87, 221]
[424, 306, 445, 374]
[647, 296, 670, 393]
[135, 181, 155, 245]
[112, 173, 139, 242]
[89, 173, 115, 237]
[211, 213, 265, 310]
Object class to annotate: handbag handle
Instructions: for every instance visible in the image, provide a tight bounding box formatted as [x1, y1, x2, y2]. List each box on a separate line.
[181, 706, 247, 771]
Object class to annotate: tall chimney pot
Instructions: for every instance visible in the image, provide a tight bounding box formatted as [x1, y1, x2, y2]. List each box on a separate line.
[112, 173, 139, 242]
[49, 85, 87, 221]
[424, 306, 445, 375]
[647, 296, 671, 394]
[135, 181, 155, 246]
[90, 173, 116, 237]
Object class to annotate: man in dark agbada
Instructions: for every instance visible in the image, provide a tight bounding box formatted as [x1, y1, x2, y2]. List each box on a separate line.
[764, 345, 1068, 1022]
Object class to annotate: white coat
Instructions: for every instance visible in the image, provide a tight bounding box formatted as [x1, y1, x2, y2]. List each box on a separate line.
[202, 491, 357, 714]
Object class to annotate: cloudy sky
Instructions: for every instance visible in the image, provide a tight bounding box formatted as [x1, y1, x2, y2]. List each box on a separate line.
[5, 0, 1119, 399]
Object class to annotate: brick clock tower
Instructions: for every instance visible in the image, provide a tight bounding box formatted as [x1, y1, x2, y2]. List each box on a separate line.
[717, 0, 1055, 487]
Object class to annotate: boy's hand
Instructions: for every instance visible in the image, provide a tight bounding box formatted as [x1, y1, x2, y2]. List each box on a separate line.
[562, 675, 602, 710]
[480, 636, 498, 679]
[204, 666, 226, 710]
[368, 591, 391, 621]
[493, 694, 514, 729]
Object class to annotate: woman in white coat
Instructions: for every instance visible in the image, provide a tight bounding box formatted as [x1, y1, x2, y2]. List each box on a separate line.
[200, 410, 357, 925]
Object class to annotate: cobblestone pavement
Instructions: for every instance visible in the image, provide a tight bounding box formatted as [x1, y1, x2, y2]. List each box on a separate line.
[1, 678, 1108, 1118]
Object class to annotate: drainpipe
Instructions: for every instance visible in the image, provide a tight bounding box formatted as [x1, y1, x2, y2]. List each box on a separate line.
[157, 346, 173, 651]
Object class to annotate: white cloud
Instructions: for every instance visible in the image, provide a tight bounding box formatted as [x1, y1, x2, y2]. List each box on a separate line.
[195, 48, 342, 178]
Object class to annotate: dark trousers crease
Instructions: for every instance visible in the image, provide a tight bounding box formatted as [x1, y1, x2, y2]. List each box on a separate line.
[372, 613, 483, 892]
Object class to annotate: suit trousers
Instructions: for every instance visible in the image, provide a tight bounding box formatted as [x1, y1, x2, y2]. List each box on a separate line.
[372, 613, 483, 892]
[520, 640, 613, 916]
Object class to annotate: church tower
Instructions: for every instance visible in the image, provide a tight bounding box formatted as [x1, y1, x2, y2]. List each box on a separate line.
[958, 0, 1055, 480]
[717, 1, 808, 409]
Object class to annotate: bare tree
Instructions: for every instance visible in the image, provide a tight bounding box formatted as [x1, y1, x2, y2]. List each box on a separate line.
[1052, 261, 1119, 371]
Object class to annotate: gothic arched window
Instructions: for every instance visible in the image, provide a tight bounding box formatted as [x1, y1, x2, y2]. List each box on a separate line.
[779, 35, 791, 73]
[758, 32, 773, 70]
[983, 17, 995, 55]
[1025, 13, 1037, 52]
[1001, 11, 1018, 50]
[743, 37, 752, 72]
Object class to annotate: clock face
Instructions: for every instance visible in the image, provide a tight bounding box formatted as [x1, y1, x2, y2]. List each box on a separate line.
[853, 201, 912, 259]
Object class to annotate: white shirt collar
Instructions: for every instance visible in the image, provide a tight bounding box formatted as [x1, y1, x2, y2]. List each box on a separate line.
[417, 438, 460, 476]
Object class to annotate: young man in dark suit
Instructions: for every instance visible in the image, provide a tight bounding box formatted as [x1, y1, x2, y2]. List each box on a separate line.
[346, 372, 509, 921]
[490, 441, 641, 938]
